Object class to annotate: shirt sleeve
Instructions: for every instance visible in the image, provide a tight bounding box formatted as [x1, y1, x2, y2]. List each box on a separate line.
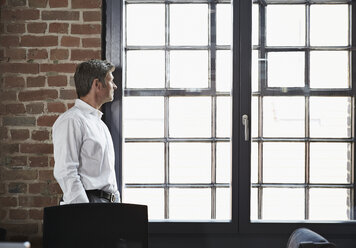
[53, 117, 89, 204]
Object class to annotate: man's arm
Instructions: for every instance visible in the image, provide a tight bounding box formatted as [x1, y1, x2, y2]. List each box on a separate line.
[53, 118, 89, 204]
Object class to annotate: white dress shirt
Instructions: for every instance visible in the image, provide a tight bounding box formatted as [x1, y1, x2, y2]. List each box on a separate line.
[52, 99, 120, 204]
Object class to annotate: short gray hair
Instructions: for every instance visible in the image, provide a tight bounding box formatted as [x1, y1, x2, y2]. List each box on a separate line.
[74, 59, 114, 98]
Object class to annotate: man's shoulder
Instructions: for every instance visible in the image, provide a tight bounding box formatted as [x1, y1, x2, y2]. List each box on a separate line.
[53, 106, 86, 128]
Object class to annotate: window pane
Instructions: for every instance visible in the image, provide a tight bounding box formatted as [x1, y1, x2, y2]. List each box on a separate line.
[263, 143, 305, 183]
[126, 4, 165, 46]
[169, 97, 211, 138]
[310, 51, 349, 88]
[251, 142, 258, 184]
[216, 188, 231, 220]
[169, 188, 211, 220]
[123, 143, 164, 183]
[170, 143, 211, 183]
[170, 4, 208, 46]
[216, 96, 231, 138]
[216, 4, 232, 46]
[216, 142, 231, 184]
[251, 96, 259, 138]
[267, 52, 305, 87]
[309, 188, 350, 220]
[262, 188, 304, 220]
[252, 4, 259, 46]
[123, 188, 164, 220]
[170, 50, 209, 88]
[126, 51, 165, 88]
[310, 143, 351, 184]
[216, 50, 232, 92]
[310, 97, 351, 138]
[251, 50, 259, 92]
[123, 97, 164, 138]
[263, 97, 305, 137]
[310, 5, 349, 46]
[266, 5, 305, 46]
[250, 188, 258, 220]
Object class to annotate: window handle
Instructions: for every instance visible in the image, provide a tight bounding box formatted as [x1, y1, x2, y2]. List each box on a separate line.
[242, 114, 249, 141]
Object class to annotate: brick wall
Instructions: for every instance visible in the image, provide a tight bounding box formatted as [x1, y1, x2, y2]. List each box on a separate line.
[0, 0, 102, 246]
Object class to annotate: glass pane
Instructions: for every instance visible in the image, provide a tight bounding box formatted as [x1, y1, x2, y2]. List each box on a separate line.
[216, 50, 232, 92]
[310, 51, 349, 88]
[262, 188, 304, 220]
[310, 5, 349, 46]
[126, 4, 165, 46]
[251, 50, 259, 93]
[169, 97, 211, 138]
[251, 96, 259, 138]
[170, 50, 208, 88]
[310, 143, 351, 184]
[123, 97, 164, 138]
[126, 51, 165, 88]
[250, 188, 258, 220]
[170, 143, 211, 183]
[267, 52, 305, 87]
[263, 97, 305, 137]
[170, 4, 208, 46]
[123, 143, 164, 183]
[216, 142, 231, 184]
[310, 97, 351, 138]
[252, 4, 259, 46]
[309, 188, 350, 220]
[216, 4, 232, 46]
[263, 142, 305, 183]
[216, 96, 231, 138]
[169, 188, 211, 220]
[216, 188, 231, 220]
[266, 5, 305, 46]
[123, 188, 164, 220]
[251, 142, 258, 184]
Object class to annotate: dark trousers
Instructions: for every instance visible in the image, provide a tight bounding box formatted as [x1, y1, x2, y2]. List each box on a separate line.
[86, 191, 111, 203]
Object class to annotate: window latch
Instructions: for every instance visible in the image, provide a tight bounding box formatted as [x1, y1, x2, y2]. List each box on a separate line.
[242, 114, 249, 141]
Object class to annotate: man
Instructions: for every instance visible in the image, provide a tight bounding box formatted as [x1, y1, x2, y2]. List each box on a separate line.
[53, 59, 120, 204]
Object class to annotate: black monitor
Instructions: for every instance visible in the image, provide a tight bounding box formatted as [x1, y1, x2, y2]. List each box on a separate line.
[43, 203, 148, 248]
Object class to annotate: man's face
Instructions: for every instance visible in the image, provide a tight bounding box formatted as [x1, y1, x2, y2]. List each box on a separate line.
[101, 71, 117, 103]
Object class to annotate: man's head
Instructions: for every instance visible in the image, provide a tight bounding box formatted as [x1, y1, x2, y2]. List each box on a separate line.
[74, 59, 115, 98]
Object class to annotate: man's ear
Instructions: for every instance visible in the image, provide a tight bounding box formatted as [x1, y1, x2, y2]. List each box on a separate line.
[92, 79, 102, 90]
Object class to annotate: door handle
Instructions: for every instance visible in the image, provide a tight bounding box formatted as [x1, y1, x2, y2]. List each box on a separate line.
[242, 114, 249, 141]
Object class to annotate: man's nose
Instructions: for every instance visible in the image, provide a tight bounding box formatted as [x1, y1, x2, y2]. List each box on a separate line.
[113, 83, 118, 90]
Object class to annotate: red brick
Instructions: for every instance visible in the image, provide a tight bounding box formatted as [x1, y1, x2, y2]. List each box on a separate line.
[6, 104, 26, 115]
[20, 35, 58, 47]
[71, 24, 101, 34]
[49, 157, 54, 167]
[1, 223, 38, 235]
[82, 38, 101, 48]
[0, 63, 39, 74]
[29, 156, 48, 167]
[1, 9, 40, 21]
[20, 143, 53, 154]
[37, 115, 59, 126]
[31, 130, 49, 141]
[1, 143, 19, 154]
[47, 102, 66, 113]
[27, 76, 46, 87]
[18, 89, 58, 101]
[3, 156, 27, 166]
[5, 48, 26, 60]
[19, 196, 57, 207]
[61, 36, 80, 47]
[0, 183, 5, 194]
[72, 0, 101, 8]
[49, 23, 68, 34]
[29, 209, 43, 220]
[42, 10, 79, 20]
[4, 76, 25, 88]
[49, 0, 67, 7]
[29, 0, 47, 7]
[0, 36, 19, 47]
[0, 91, 17, 102]
[0, 127, 8, 140]
[0, 197, 17, 207]
[50, 49, 69, 60]
[83, 11, 101, 22]
[29, 183, 61, 195]
[0, 209, 7, 220]
[8, 182, 27, 193]
[67, 102, 75, 109]
[2, 169, 37, 180]
[27, 49, 48, 60]
[71, 49, 101, 61]
[10, 129, 29, 140]
[60, 89, 77, 100]
[27, 23, 47, 33]
[48, 75, 67, 86]
[3, 117, 35, 126]
[40, 63, 76, 73]
[6, 23, 25, 33]
[9, 209, 28, 220]
[8, 0, 26, 7]
[39, 170, 54, 180]
[26, 103, 44, 114]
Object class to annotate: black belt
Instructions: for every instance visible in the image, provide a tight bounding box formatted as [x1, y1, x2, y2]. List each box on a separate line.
[86, 190, 116, 203]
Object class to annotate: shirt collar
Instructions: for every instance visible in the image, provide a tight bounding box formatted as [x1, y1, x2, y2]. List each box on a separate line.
[75, 99, 103, 119]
